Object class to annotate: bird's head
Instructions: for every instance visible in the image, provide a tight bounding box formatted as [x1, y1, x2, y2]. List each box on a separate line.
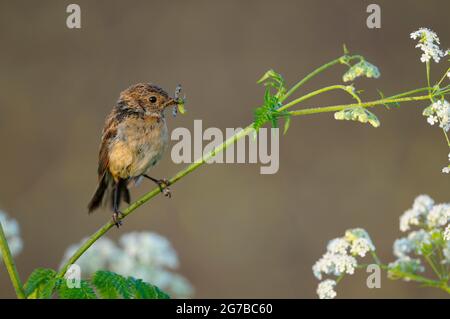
[117, 83, 179, 115]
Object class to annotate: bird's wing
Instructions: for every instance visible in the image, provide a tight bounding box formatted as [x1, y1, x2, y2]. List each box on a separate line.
[97, 112, 117, 180]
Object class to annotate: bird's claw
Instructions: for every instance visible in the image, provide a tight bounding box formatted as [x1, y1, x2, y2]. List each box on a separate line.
[157, 179, 171, 198]
[112, 210, 124, 228]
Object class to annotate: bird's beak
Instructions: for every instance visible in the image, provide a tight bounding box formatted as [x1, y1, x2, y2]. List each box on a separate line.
[163, 97, 179, 109]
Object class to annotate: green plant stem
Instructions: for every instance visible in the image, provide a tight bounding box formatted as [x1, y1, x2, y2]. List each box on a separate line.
[280, 55, 362, 102]
[278, 85, 361, 112]
[389, 269, 449, 292]
[424, 253, 443, 280]
[58, 124, 255, 278]
[0, 222, 26, 299]
[288, 94, 435, 117]
[434, 67, 450, 91]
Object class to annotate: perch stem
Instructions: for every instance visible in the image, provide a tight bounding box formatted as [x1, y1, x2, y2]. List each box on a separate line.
[0, 222, 26, 299]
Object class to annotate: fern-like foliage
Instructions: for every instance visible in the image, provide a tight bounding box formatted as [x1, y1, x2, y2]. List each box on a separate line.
[254, 69, 291, 133]
[55, 279, 96, 299]
[92, 270, 133, 299]
[22, 268, 170, 299]
[24, 268, 57, 299]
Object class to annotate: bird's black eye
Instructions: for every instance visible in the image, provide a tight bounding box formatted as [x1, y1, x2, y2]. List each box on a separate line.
[149, 96, 157, 103]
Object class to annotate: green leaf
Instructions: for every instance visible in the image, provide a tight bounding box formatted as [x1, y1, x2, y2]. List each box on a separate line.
[334, 107, 380, 128]
[92, 271, 133, 299]
[55, 279, 96, 299]
[127, 277, 170, 299]
[283, 115, 291, 135]
[24, 268, 57, 299]
[91, 271, 170, 299]
[254, 70, 288, 131]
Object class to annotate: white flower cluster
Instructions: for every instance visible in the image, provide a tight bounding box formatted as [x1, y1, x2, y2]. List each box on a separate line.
[399, 195, 435, 232]
[410, 28, 446, 63]
[423, 100, 450, 132]
[60, 232, 193, 298]
[312, 228, 375, 299]
[391, 195, 450, 275]
[0, 210, 23, 261]
[316, 279, 337, 299]
[388, 257, 425, 278]
[445, 225, 450, 241]
[399, 195, 450, 232]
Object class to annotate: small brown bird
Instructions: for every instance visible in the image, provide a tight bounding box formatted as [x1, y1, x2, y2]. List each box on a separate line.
[87, 83, 181, 227]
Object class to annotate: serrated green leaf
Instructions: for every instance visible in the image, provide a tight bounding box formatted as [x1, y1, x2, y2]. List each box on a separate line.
[24, 268, 57, 299]
[92, 271, 133, 299]
[127, 276, 171, 299]
[56, 279, 96, 299]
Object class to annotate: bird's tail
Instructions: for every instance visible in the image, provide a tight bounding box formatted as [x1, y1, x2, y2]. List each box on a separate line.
[87, 172, 110, 213]
[88, 173, 131, 213]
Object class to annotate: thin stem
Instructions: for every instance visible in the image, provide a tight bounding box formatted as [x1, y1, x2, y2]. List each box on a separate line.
[278, 85, 361, 113]
[386, 87, 431, 99]
[426, 61, 431, 95]
[0, 222, 26, 299]
[389, 269, 446, 290]
[424, 253, 442, 280]
[442, 129, 450, 148]
[433, 67, 450, 91]
[289, 94, 434, 117]
[281, 58, 342, 102]
[280, 55, 362, 102]
[370, 251, 382, 265]
[58, 125, 255, 278]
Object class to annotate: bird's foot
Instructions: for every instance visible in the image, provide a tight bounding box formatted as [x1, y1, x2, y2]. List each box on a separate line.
[157, 178, 171, 198]
[112, 210, 124, 228]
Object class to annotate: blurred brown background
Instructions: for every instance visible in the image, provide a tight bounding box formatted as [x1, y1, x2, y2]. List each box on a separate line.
[0, 0, 449, 298]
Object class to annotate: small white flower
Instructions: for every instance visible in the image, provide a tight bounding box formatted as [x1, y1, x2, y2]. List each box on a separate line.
[349, 238, 373, 257]
[427, 115, 438, 125]
[0, 210, 23, 260]
[413, 195, 435, 214]
[424, 100, 450, 132]
[327, 238, 349, 255]
[312, 252, 357, 280]
[410, 28, 445, 63]
[399, 195, 434, 232]
[444, 225, 450, 241]
[344, 228, 376, 257]
[317, 279, 337, 299]
[443, 167, 450, 174]
[393, 238, 414, 258]
[119, 232, 179, 269]
[400, 209, 422, 232]
[388, 256, 425, 278]
[426, 204, 450, 228]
